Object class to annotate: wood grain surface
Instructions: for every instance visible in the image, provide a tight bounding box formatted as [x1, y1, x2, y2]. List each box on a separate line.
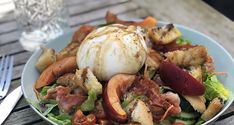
[0, 0, 233, 124]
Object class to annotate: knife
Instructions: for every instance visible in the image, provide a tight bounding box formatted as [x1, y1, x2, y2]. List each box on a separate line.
[0, 86, 22, 124]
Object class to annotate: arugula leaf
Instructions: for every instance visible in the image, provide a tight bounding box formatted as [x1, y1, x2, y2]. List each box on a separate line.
[40, 86, 50, 96]
[195, 118, 205, 125]
[121, 95, 145, 108]
[80, 89, 97, 111]
[42, 103, 58, 116]
[40, 99, 57, 104]
[121, 100, 129, 108]
[40, 84, 56, 96]
[27, 98, 58, 116]
[176, 38, 190, 45]
[121, 92, 137, 108]
[48, 113, 71, 125]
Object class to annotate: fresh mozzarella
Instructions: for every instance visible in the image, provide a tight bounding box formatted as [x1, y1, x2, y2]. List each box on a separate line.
[77, 24, 147, 81]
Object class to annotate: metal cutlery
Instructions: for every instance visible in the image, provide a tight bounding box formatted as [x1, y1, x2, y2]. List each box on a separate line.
[0, 55, 14, 100]
[0, 86, 22, 124]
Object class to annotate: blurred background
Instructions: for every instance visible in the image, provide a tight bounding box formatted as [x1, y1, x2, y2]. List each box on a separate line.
[204, 0, 234, 21]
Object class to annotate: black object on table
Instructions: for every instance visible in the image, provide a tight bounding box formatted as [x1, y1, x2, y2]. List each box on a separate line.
[204, 0, 234, 21]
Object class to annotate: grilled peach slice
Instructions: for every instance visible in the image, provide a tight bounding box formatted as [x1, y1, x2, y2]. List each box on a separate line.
[35, 56, 77, 89]
[159, 61, 205, 95]
[103, 74, 135, 123]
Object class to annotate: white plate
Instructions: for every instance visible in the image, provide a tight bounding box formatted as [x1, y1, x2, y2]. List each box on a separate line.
[21, 22, 234, 125]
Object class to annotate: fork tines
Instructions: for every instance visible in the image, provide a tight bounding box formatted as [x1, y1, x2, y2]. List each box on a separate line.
[0, 55, 14, 100]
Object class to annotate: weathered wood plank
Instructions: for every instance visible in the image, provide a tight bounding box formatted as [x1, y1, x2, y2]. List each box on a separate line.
[0, 0, 12, 5]
[12, 51, 32, 65]
[0, 31, 19, 45]
[31, 120, 50, 125]
[214, 115, 234, 125]
[3, 108, 42, 125]
[0, 21, 17, 34]
[0, 1, 14, 15]
[221, 104, 234, 116]
[12, 64, 24, 80]
[69, 1, 139, 26]
[68, 0, 128, 16]
[0, 61, 24, 83]
[117, 8, 149, 20]
[72, 8, 149, 30]
[0, 0, 95, 24]
[0, 0, 109, 16]
[0, 13, 14, 24]
[66, 0, 97, 6]
[0, 42, 24, 55]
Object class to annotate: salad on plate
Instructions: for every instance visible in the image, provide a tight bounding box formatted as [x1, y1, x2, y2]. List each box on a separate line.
[31, 11, 230, 125]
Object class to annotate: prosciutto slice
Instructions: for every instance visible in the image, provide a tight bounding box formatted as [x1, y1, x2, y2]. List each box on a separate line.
[130, 77, 181, 121]
[44, 86, 86, 113]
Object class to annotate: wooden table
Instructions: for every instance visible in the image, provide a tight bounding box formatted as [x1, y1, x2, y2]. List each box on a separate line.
[0, 0, 233, 124]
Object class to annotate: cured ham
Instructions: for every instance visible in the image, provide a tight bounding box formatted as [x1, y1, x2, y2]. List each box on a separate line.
[44, 86, 86, 113]
[130, 77, 181, 121]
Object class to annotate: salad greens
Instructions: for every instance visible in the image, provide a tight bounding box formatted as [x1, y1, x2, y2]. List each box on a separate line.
[148, 68, 156, 79]
[48, 113, 71, 125]
[80, 89, 97, 111]
[176, 37, 191, 45]
[27, 98, 57, 114]
[40, 84, 56, 96]
[204, 73, 230, 101]
[121, 95, 145, 108]
[42, 103, 58, 116]
[28, 84, 72, 125]
[195, 119, 205, 125]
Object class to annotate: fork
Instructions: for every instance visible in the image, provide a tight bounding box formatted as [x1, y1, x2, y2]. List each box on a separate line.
[0, 55, 14, 100]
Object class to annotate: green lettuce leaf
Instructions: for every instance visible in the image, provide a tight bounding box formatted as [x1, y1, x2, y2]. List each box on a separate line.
[204, 73, 230, 101]
[42, 103, 58, 116]
[176, 38, 190, 45]
[195, 118, 205, 125]
[80, 89, 97, 111]
[27, 98, 58, 116]
[48, 113, 71, 125]
[40, 84, 56, 96]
